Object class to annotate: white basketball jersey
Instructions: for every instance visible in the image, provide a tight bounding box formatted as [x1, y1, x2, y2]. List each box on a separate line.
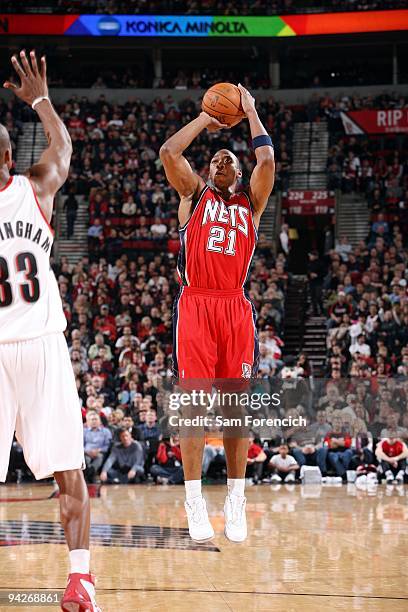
[0, 175, 66, 343]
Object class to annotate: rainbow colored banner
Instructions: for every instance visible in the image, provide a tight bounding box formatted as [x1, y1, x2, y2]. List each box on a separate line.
[0, 10, 406, 37]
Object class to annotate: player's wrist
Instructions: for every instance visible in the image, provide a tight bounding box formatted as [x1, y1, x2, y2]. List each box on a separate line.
[199, 111, 212, 126]
[245, 107, 258, 119]
[31, 95, 51, 111]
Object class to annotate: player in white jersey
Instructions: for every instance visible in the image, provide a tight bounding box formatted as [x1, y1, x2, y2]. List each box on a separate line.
[1, 51, 101, 611]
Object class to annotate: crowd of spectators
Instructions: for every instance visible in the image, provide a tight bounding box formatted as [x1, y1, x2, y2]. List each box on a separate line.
[4, 86, 408, 488]
[297, 93, 408, 490]
[46, 65, 270, 90]
[58, 93, 293, 255]
[318, 221, 408, 380]
[0, 99, 24, 159]
[5, 92, 290, 485]
[287, 91, 408, 491]
[4, 0, 406, 14]
[325, 94, 408, 208]
[5, 244, 289, 483]
[2, 80, 296, 484]
[307, 93, 408, 384]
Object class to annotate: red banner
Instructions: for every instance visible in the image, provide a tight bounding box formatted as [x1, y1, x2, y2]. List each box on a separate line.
[282, 190, 335, 216]
[341, 109, 408, 135]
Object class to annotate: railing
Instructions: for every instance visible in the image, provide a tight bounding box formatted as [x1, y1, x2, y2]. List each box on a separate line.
[288, 171, 328, 189]
[273, 191, 282, 256]
[53, 193, 63, 262]
[334, 188, 341, 244]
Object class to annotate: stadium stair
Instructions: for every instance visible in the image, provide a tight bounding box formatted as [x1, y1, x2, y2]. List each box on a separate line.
[290, 122, 328, 189]
[14, 121, 88, 262]
[15, 121, 47, 173]
[301, 316, 327, 377]
[282, 276, 307, 358]
[258, 194, 277, 240]
[297, 276, 328, 376]
[282, 276, 327, 376]
[336, 193, 370, 246]
[57, 194, 89, 263]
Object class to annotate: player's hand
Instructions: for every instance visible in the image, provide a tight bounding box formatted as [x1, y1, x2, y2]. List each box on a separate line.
[238, 84, 256, 117]
[200, 112, 228, 132]
[3, 50, 48, 105]
[100, 472, 108, 482]
[128, 470, 136, 480]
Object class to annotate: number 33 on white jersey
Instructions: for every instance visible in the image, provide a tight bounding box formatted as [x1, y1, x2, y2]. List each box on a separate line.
[0, 175, 66, 343]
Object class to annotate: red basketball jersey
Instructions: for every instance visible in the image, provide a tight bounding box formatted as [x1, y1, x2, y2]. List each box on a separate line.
[177, 184, 257, 290]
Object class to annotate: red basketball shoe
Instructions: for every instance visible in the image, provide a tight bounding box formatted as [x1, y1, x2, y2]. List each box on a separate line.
[61, 573, 101, 611]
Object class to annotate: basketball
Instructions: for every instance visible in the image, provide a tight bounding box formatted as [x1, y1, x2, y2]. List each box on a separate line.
[202, 82, 245, 127]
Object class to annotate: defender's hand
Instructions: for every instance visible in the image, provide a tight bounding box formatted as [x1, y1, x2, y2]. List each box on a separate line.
[4, 50, 48, 105]
[238, 84, 256, 116]
[200, 112, 228, 132]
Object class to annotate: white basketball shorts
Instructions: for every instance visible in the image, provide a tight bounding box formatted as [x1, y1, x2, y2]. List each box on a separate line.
[0, 332, 85, 481]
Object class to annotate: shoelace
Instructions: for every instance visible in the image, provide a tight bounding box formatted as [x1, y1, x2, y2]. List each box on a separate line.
[227, 496, 246, 526]
[188, 499, 205, 524]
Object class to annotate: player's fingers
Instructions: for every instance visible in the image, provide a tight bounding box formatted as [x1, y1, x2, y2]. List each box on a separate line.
[11, 55, 26, 79]
[40, 55, 47, 80]
[3, 81, 18, 90]
[19, 50, 33, 77]
[30, 50, 39, 76]
[238, 83, 251, 98]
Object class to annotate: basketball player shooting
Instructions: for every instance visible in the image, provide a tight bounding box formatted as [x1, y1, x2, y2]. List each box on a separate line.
[160, 84, 274, 542]
[0, 51, 101, 611]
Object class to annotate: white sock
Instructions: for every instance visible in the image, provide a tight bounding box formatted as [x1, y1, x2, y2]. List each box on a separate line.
[185, 479, 202, 501]
[227, 478, 245, 497]
[69, 549, 90, 574]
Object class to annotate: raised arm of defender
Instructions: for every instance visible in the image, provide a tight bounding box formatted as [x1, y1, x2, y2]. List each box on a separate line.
[238, 84, 275, 224]
[4, 50, 72, 222]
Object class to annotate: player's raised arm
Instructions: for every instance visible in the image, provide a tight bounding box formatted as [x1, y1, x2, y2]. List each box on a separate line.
[159, 112, 226, 198]
[4, 50, 72, 222]
[238, 84, 275, 223]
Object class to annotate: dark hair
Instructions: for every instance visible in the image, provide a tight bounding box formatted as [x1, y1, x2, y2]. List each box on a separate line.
[118, 427, 130, 438]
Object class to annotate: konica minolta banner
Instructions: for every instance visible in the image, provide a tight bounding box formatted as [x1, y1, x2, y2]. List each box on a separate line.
[0, 11, 407, 37]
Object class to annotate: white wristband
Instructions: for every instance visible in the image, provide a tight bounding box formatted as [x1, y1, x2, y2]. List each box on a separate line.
[32, 96, 51, 110]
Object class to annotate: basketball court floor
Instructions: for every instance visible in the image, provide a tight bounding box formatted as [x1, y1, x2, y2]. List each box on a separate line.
[0, 483, 407, 611]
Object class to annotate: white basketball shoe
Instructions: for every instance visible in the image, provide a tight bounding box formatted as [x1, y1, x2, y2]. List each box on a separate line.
[184, 496, 215, 541]
[224, 494, 247, 543]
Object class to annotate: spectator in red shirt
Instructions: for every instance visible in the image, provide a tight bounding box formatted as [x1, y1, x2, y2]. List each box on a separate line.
[150, 433, 184, 485]
[375, 435, 408, 484]
[246, 432, 267, 484]
[93, 304, 116, 331]
[316, 414, 353, 478]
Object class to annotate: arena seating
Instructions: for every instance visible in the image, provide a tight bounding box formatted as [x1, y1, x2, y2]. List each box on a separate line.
[60, 93, 294, 256]
[2, 0, 405, 14]
[320, 92, 408, 381]
[3, 89, 407, 484]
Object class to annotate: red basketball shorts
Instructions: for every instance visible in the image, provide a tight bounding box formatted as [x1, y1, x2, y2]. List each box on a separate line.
[172, 286, 259, 381]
